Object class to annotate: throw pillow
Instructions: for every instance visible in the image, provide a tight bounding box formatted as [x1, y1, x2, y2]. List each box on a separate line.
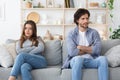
[5, 39, 17, 44]
[44, 40, 62, 66]
[3, 43, 17, 62]
[0, 45, 13, 68]
[105, 45, 120, 67]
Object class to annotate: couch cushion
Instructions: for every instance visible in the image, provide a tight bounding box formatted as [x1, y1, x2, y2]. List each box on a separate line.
[5, 39, 17, 44]
[101, 39, 120, 55]
[109, 67, 120, 80]
[0, 66, 61, 80]
[61, 69, 98, 80]
[61, 67, 120, 80]
[105, 45, 120, 67]
[0, 67, 11, 80]
[4, 43, 17, 62]
[0, 45, 13, 68]
[62, 40, 68, 64]
[1, 66, 120, 80]
[31, 66, 61, 80]
[44, 40, 62, 66]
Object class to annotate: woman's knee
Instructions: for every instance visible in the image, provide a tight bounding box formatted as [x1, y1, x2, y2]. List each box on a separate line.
[17, 53, 27, 59]
[21, 63, 32, 71]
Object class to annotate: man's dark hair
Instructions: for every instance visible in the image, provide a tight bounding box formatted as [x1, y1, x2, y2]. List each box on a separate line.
[74, 8, 90, 25]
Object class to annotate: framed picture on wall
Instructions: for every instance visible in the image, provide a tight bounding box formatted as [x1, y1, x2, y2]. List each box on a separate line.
[46, 0, 54, 8]
[0, 3, 5, 21]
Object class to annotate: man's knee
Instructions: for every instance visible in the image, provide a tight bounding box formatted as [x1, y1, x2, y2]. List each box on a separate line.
[98, 56, 108, 66]
[70, 56, 84, 67]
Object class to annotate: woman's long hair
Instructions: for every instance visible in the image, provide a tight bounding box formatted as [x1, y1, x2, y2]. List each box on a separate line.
[20, 20, 38, 48]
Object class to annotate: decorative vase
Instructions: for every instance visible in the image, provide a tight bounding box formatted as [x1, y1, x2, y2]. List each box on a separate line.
[101, 2, 106, 8]
[96, 13, 105, 24]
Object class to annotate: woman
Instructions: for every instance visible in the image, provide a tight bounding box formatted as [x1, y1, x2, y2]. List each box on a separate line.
[8, 20, 47, 80]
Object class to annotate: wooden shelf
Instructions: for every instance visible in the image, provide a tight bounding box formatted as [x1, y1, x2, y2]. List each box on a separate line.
[64, 24, 108, 26]
[64, 8, 108, 10]
[22, 7, 108, 10]
[87, 8, 108, 10]
[36, 24, 64, 26]
[64, 8, 78, 10]
[21, 23, 64, 26]
[21, 0, 108, 40]
[64, 24, 75, 26]
[89, 24, 108, 26]
[22, 8, 64, 10]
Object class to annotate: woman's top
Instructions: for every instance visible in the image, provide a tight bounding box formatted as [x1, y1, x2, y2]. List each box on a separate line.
[16, 37, 44, 55]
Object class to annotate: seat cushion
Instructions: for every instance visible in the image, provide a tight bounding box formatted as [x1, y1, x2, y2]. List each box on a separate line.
[0, 67, 11, 80]
[0, 66, 61, 80]
[61, 67, 120, 80]
[109, 67, 120, 80]
[31, 66, 61, 80]
[61, 68, 98, 80]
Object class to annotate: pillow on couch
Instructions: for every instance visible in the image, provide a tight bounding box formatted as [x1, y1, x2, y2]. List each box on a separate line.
[105, 45, 120, 67]
[5, 39, 17, 44]
[44, 40, 62, 66]
[0, 45, 13, 68]
[3, 43, 17, 62]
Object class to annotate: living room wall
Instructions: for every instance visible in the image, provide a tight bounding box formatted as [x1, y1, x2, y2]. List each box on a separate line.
[0, 0, 120, 43]
[0, 0, 21, 43]
[112, 0, 120, 29]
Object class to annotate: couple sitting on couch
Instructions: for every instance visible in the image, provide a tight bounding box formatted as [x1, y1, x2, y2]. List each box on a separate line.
[8, 8, 108, 80]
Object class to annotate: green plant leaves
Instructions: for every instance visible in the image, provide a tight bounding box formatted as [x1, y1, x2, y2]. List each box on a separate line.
[110, 14, 113, 18]
[109, 27, 112, 32]
[109, 26, 120, 39]
[108, 0, 114, 10]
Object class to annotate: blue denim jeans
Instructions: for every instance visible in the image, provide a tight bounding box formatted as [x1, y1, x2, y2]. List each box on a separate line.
[70, 56, 108, 80]
[10, 53, 47, 80]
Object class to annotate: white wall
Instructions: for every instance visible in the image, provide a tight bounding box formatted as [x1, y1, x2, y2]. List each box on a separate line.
[112, 0, 120, 29]
[0, 0, 119, 43]
[0, 0, 21, 43]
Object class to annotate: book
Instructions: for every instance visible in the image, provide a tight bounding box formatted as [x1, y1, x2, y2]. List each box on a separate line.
[69, 0, 74, 8]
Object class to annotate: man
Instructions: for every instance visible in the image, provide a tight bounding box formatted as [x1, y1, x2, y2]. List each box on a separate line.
[62, 8, 108, 80]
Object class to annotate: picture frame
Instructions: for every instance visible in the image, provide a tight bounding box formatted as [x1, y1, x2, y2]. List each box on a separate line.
[0, 3, 5, 21]
[46, 0, 54, 8]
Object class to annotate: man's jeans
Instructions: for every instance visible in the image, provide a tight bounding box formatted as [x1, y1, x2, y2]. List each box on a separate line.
[10, 53, 47, 80]
[70, 56, 108, 80]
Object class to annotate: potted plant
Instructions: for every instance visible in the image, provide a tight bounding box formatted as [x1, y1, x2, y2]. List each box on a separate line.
[23, 0, 33, 8]
[109, 25, 120, 39]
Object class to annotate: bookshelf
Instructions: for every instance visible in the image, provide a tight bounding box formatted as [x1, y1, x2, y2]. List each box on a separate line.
[21, 0, 108, 40]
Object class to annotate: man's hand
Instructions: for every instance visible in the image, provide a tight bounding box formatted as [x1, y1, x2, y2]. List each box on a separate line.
[77, 46, 81, 50]
[77, 45, 85, 55]
[77, 45, 92, 54]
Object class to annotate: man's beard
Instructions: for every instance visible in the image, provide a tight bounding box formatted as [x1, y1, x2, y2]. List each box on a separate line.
[79, 23, 88, 29]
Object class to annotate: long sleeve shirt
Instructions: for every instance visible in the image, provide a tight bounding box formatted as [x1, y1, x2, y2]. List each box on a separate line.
[62, 26, 101, 69]
[16, 39, 44, 55]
